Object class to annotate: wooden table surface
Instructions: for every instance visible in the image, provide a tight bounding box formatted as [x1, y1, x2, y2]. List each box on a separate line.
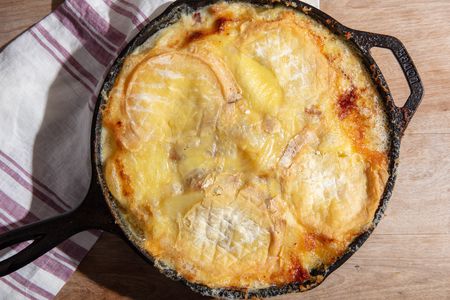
[1, 0, 449, 299]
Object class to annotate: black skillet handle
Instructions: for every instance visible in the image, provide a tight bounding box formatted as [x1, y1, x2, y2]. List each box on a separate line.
[350, 30, 424, 134]
[0, 181, 119, 277]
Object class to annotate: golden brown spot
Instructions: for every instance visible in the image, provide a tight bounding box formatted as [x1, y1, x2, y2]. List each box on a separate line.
[169, 146, 181, 161]
[185, 168, 207, 190]
[360, 148, 388, 167]
[207, 5, 220, 15]
[262, 115, 281, 133]
[115, 158, 133, 197]
[305, 105, 322, 116]
[184, 17, 232, 46]
[305, 232, 335, 252]
[314, 232, 335, 244]
[307, 29, 325, 50]
[337, 88, 358, 120]
[304, 233, 317, 251]
[288, 259, 310, 283]
[193, 12, 202, 23]
[293, 266, 310, 282]
[215, 17, 229, 33]
[185, 31, 204, 44]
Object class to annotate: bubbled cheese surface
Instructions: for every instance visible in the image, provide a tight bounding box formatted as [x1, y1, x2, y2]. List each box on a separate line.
[101, 2, 389, 289]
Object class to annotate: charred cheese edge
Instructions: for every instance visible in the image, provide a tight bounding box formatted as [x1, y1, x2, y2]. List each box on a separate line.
[101, 2, 389, 289]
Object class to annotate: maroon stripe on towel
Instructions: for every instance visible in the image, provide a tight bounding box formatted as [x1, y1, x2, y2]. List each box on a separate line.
[63, 2, 118, 52]
[54, 8, 114, 67]
[68, 0, 127, 46]
[9, 272, 55, 299]
[35, 24, 98, 87]
[103, 0, 143, 31]
[0, 159, 66, 214]
[30, 29, 95, 94]
[1, 277, 39, 300]
[0, 150, 71, 210]
[117, 0, 148, 22]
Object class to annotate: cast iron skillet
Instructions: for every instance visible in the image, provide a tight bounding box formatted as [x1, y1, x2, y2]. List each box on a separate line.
[0, 0, 423, 298]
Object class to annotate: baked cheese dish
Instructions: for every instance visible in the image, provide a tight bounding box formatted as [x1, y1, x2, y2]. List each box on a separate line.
[101, 2, 389, 289]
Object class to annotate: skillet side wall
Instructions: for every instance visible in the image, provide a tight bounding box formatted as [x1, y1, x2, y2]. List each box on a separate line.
[93, 0, 405, 298]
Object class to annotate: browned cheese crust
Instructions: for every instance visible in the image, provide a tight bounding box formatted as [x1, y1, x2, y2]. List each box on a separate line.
[101, 2, 389, 289]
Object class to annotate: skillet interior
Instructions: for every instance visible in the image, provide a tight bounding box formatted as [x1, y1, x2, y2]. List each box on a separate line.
[93, 0, 405, 298]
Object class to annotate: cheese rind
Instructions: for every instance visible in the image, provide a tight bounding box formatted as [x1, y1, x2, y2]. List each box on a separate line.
[102, 2, 389, 289]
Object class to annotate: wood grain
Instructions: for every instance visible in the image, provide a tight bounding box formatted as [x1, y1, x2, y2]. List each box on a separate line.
[0, 0, 449, 299]
[0, 0, 63, 50]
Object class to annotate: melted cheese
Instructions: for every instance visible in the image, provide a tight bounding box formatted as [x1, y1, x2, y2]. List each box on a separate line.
[101, 2, 389, 289]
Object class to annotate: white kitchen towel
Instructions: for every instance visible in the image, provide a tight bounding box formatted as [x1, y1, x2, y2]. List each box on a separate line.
[0, 0, 319, 299]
